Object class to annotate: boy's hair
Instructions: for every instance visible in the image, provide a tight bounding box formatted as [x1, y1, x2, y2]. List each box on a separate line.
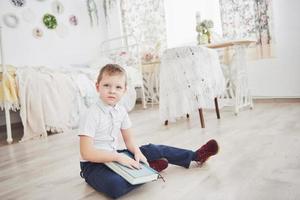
[97, 64, 127, 85]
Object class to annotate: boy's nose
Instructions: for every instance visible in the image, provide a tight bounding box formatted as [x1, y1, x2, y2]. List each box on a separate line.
[109, 88, 116, 93]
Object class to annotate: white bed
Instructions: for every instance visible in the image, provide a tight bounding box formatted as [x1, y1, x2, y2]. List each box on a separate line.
[0, 28, 144, 143]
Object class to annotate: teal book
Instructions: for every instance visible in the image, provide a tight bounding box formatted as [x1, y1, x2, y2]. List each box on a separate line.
[105, 152, 159, 185]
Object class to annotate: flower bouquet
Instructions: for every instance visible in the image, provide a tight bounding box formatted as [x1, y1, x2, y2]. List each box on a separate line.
[196, 19, 214, 44]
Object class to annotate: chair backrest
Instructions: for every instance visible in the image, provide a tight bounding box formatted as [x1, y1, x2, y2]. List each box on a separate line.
[159, 46, 225, 122]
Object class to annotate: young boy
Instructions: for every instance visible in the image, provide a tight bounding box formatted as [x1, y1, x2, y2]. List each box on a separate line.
[79, 64, 219, 199]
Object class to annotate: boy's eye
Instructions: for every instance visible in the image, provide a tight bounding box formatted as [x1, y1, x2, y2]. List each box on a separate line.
[103, 84, 110, 87]
[116, 86, 123, 89]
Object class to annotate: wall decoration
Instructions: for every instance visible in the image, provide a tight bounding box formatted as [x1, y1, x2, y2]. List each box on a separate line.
[86, 0, 99, 27]
[43, 14, 57, 29]
[52, 1, 64, 15]
[3, 13, 19, 28]
[103, 0, 117, 20]
[69, 15, 78, 26]
[11, 0, 26, 7]
[32, 28, 43, 38]
[22, 8, 35, 23]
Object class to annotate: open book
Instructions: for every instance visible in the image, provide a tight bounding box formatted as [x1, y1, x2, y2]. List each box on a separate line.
[105, 152, 159, 185]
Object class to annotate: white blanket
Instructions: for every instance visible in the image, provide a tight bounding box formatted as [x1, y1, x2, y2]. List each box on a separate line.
[16, 67, 77, 140]
[16, 66, 138, 141]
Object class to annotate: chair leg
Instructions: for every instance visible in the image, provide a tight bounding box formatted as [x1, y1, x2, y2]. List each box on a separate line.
[198, 108, 205, 128]
[164, 120, 168, 126]
[214, 97, 220, 119]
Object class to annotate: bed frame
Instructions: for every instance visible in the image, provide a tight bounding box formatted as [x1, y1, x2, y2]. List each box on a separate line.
[0, 26, 13, 143]
[0, 31, 147, 144]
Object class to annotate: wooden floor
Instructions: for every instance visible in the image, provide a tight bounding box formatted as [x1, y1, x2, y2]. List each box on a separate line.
[0, 102, 300, 200]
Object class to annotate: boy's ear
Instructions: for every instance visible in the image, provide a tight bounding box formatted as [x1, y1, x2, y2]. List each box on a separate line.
[95, 82, 100, 92]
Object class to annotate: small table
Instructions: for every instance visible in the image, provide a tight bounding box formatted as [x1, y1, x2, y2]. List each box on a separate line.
[141, 61, 160, 106]
[206, 40, 256, 114]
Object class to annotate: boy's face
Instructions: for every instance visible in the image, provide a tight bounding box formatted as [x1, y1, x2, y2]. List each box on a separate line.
[96, 72, 127, 106]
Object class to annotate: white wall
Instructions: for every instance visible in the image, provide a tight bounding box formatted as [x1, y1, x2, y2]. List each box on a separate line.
[164, 0, 300, 97]
[247, 0, 300, 97]
[0, 0, 112, 66]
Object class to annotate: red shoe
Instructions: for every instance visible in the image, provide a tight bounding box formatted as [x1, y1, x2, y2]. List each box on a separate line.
[195, 139, 219, 165]
[149, 159, 168, 172]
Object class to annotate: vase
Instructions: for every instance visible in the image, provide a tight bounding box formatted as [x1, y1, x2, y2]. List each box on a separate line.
[207, 31, 211, 44]
[198, 33, 210, 45]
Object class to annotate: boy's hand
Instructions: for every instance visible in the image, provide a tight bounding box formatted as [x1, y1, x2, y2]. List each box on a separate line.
[116, 153, 140, 169]
[134, 151, 148, 166]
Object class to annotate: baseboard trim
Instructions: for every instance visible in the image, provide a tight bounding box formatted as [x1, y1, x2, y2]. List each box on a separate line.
[253, 97, 300, 103]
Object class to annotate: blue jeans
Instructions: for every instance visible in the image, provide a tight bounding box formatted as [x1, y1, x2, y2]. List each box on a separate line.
[80, 143, 197, 199]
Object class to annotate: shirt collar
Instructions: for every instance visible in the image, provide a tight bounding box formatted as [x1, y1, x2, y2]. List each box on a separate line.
[96, 98, 121, 114]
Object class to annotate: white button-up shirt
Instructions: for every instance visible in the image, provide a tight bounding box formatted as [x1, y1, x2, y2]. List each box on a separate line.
[78, 99, 132, 154]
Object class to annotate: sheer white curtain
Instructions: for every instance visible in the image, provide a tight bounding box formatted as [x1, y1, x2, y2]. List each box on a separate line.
[219, 0, 275, 59]
[120, 0, 167, 58]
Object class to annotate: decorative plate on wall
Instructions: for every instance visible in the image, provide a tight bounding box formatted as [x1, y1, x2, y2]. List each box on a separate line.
[3, 13, 19, 28]
[52, 1, 64, 15]
[69, 15, 78, 26]
[11, 0, 26, 7]
[32, 28, 43, 38]
[43, 14, 57, 29]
